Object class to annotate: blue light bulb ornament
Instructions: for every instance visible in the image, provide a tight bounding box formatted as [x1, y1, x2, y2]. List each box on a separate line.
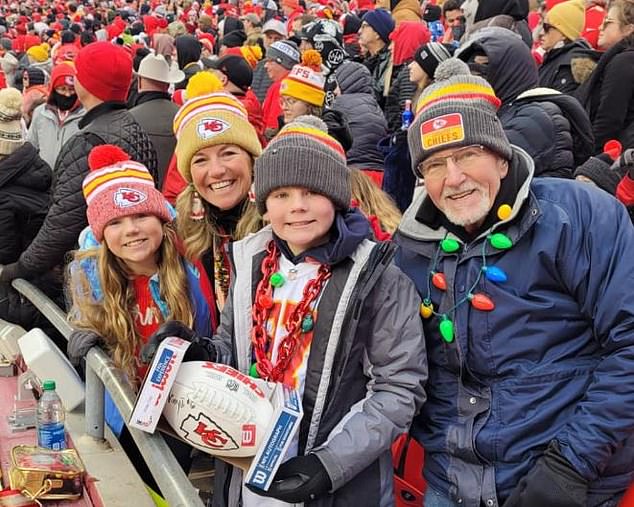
[483, 265, 508, 283]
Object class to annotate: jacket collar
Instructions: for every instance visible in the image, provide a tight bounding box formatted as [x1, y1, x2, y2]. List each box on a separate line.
[79, 101, 127, 129]
[132, 90, 172, 107]
[398, 145, 538, 246]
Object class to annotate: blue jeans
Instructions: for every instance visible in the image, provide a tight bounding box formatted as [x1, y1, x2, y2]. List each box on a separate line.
[424, 488, 458, 507]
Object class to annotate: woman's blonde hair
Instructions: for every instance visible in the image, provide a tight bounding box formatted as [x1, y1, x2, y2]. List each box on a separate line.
[68, 224, 193, 384]
[350, 168, 402, 234]
[176, 152, 263, 261]
[615, 0, 634, 28]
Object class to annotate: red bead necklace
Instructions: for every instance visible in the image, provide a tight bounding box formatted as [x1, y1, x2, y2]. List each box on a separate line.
[251, 241, 331, 382]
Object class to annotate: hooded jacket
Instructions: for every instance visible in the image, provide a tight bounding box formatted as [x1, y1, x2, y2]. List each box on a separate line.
[0, 143, 59, 328]
[27, 102, 85, 170]
[333, 61, 388, 169]
[576, 34, 634, 153]
[458, 28, 585, 178]
[208, 220, 427, 507]
[174, 35, 203, 90]
[539, 39, 593, 95]
[463, 0, 531, 46]
[394, 145, 634, 507]
[12, 102, 158, 281]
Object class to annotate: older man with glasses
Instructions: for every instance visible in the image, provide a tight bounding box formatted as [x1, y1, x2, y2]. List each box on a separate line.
[394, 58, 634, 507]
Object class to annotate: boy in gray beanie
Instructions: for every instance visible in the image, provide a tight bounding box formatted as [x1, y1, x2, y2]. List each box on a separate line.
[168, 114, 427, 506]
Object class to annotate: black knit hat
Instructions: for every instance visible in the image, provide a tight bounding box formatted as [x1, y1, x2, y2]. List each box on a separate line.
[414, 42, 452, 80]
[221, 29, 247, 48]
[423, 4, 442, 22]
[574, 154, 622, 196]
[210, 54, 253, 92]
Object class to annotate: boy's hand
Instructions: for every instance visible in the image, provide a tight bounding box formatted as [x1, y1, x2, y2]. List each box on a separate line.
[246, 454, 332, 503]
[140, 320, 198, 364]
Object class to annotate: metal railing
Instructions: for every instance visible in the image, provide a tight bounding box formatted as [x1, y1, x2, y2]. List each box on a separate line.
[12, 279, 205, 507]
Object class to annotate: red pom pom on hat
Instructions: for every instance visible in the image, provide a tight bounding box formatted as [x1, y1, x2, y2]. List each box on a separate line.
[88, 145, 130, 171]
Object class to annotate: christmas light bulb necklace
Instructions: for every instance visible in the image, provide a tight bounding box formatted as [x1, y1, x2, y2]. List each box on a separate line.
[421, 204, 514, 343]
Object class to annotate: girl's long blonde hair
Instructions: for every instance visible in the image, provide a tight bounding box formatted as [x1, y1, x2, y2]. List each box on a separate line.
[68, 224, 193, 383]
[176, 156, 263, 261]
[350, 168, 402, 234]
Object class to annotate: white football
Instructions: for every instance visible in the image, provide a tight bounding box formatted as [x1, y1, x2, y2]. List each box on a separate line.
[163, 361, 274, 457]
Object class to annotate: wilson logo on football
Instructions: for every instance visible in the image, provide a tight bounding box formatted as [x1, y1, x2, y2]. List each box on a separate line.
[197, 118, 230, 140]
[242, 424, 256, 447]
[114, 188, 147, 208]
[181, 413, 239, 451]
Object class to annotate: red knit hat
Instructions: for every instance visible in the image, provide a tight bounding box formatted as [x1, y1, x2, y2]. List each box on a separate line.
[83, 145, 172, 241]
[75, 42, 132, 103]
[49, 62, 75, 92]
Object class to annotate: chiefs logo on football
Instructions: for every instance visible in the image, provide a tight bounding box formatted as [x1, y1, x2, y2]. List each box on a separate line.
[180, 413, 239, 451]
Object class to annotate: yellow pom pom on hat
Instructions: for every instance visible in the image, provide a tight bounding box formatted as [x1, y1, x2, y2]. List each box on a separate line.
[173, 71, 262, 182]
[280, 50, 325, 107]
[546, 0, 585, 42]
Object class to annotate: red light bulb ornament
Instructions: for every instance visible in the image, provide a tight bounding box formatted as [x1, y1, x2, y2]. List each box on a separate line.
[468, 293, 495, 311]
[432, 272, 447, 291]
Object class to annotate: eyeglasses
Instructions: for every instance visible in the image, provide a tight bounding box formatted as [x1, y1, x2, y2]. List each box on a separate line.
[542, 22, 555, 33]
[418, 145, 488, 179]
[602, 18, 617, 28]
[280, 96, 299, 108]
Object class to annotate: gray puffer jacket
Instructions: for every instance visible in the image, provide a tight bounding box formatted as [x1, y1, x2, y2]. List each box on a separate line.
[27, 103, 85, 170]
[333, 62, 388, 170]
[210, 225, 427, 507]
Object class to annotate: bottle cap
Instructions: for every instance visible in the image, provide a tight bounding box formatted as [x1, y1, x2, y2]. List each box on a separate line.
[42, 380, 56, 390]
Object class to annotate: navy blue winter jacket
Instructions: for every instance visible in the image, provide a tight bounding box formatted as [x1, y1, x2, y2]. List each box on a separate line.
[394, 146, 634, 507]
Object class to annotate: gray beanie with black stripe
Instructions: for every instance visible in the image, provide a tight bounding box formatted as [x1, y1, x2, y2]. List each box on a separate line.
[254, 115, 350, 213]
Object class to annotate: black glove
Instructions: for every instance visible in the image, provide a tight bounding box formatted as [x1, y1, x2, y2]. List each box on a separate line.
[614, 149, 634, 179]
[68, 329, 104, 365]
[0, 262, 23, 283]
[140, 320, 220, 364]
[140, 320, 199, 364]
[246, 454, 332, 503]
[503, 441, 588, 507]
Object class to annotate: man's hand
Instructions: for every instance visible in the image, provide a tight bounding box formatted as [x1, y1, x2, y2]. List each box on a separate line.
[68, 329, 104, 365]
[246, 454, 332, 503]
[503, 441, 588, 507]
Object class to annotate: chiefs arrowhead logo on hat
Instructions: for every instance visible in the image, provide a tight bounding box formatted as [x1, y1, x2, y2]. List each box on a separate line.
[197, 117, 230, 140]
[421, 113, 465, 150]
[114, 188, 147, 208]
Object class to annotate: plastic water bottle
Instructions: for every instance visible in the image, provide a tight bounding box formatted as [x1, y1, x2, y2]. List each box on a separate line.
[401, 100, 414, 130]
[37, 380, 66, 450]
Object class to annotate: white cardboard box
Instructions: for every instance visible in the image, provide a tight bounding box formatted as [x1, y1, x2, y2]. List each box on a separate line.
[244, 383, 303, 491]
[128, 337, 191, 433]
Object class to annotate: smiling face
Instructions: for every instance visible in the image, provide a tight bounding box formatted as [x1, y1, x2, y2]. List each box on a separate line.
[103, 214, 164, 275]
[264, 186, 335, 255]
[423, 145, 508, 233]
[190, 144, 253, 210]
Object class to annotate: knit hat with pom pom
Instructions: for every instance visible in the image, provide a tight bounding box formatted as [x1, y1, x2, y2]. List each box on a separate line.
[173, 70, 262, 182]
[280, 49, 325, 107]
[254, 115, 349, 213]
[0, 87, 24, 156]
[82, 145, 172, 241]
[408, 58, 512, 176]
